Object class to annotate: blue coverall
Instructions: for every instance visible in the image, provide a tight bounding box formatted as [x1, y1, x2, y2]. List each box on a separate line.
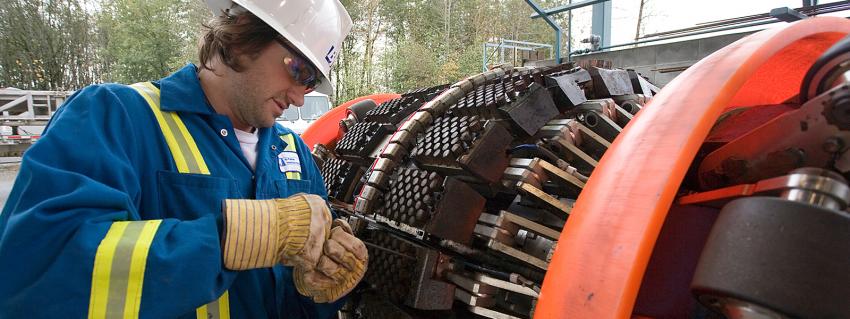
[0, 64, 343, 318]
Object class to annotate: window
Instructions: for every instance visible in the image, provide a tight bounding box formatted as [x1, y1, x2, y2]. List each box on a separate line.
[300, 95, 331, 120]
[280, 105, 300, 121]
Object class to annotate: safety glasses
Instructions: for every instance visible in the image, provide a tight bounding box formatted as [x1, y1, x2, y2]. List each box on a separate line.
[274, 38, 321, 92]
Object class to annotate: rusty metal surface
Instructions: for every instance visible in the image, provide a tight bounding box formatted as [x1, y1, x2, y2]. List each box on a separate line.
[405, 249, 455, 310]
[589, 67, 635, 97]
[571, 99, 623, 142]
[546, 68, 591, 108]
[425, 178, 486, 244]
[628, 70, 655, 97]
[499, 83, 559, 136]
[517, 182, 572, 216]
[459, 122, 513, 183]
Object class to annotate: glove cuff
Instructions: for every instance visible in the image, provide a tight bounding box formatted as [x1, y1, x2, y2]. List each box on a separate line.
[222, 199, 280, 270]
[274, 195, 314, 258]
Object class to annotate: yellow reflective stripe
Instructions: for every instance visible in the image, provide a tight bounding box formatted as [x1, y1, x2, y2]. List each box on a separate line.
[130, 83, 209, 175]
[89, 220, 162, 319]
[280, 134, 301, 180]
[218, 291, 230, 319]
[130, 84, 190, 173]
[105, 223, 143, 317]
[124, 220, 161, 318]
[207, 299, 219, 319]
[161, 111, 203, 173]
[89, 223, 129, 319]
[281, 134, 297, 152]
[137, 82, 209, 174]
[171, 111, 210, 174]
[148, 82, 210, 175]
[196, 291, 230, 319]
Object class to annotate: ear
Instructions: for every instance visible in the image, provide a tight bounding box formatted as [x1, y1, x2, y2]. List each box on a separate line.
[202, 54, 228, 77]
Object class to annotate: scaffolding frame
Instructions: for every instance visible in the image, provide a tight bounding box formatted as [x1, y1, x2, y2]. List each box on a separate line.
[481, 39, 554, 72]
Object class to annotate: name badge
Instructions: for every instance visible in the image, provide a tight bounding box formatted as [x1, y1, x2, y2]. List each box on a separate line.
[278, 152, 301, 173]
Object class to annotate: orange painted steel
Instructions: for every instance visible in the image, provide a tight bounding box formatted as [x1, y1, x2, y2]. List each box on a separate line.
[535, 17, 850, 319]
[300, 93, 401, 151]
[677, 184, 755, 206]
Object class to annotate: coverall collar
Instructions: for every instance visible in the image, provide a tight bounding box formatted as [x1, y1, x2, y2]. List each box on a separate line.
[157, 63, 216, 115]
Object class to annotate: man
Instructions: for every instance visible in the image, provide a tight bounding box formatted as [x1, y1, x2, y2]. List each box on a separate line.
[0, 0, 366, 318]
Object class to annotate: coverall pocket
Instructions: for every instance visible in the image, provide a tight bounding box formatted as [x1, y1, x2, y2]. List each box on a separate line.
[156, 170, 236, 220]
[275, 179, 312, 198]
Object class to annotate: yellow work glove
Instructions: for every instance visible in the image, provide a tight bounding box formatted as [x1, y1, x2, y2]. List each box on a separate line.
[293, 219, 368, 303]
[221, 194, 332, 270]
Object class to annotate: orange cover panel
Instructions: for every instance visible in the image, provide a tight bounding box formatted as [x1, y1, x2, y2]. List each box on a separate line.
[535, 17, 850, 319]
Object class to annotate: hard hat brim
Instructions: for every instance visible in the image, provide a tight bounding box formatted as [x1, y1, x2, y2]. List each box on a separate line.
[231, 0, 352, 95]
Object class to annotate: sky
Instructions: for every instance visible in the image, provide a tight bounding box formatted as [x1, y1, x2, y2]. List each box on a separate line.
[558, 0, 847, 50]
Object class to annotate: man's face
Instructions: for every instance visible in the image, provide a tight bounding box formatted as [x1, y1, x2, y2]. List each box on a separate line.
[225, 42, 309, 129]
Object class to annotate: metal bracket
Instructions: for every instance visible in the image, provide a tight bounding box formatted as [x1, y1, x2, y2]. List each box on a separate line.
[699, 84, 850, 189]
[405, 249, 455, 310]
[476, 210, 562, 270]
[517, 181, 572, 216]
[770, 7, 808, 22]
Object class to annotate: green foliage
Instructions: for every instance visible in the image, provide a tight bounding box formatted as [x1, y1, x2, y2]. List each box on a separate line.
[456, 42, 485, 75]
[0, 0, 569, 100]
[333, 0, 566, 104]
[0, 0, 97, 90]
[388, 39, 441, 93]
[97, 0, 205, 83]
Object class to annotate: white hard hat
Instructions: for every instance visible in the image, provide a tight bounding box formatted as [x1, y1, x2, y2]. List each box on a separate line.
[205, 0, 352, 95]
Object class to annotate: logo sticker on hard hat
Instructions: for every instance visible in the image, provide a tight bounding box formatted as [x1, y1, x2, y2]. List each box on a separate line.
[325, 46, 336, 65]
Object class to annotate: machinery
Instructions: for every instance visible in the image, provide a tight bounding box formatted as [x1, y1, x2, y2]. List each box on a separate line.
[303, 17, 850, 319]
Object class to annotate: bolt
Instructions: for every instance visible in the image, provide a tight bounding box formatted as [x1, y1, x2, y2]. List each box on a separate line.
[824, 89, 850, 130]
[823, 137, 844, 154]
[831, 92, 850, 124]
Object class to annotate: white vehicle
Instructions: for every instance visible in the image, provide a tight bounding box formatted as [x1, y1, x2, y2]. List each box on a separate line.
[276, 91, 332, 134]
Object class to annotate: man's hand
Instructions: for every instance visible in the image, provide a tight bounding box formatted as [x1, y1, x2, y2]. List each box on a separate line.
[221, 194, 332, 270]
[294, 219, 368, 303]
[276, 194, 332, 269]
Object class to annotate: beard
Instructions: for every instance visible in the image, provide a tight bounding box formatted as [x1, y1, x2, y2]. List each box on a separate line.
[228, 77, 278, 129]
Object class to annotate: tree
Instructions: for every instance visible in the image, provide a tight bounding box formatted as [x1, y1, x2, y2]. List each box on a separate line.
[0, 0, 572, 99]
[96, 0, 205, 84]
[388, 39, 441, 93]
[634, 0, 659, 41]
[0, 0, 98, 90]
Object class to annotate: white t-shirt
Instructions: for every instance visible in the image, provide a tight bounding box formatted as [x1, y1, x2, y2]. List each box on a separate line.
[234, 128, 259, 171]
